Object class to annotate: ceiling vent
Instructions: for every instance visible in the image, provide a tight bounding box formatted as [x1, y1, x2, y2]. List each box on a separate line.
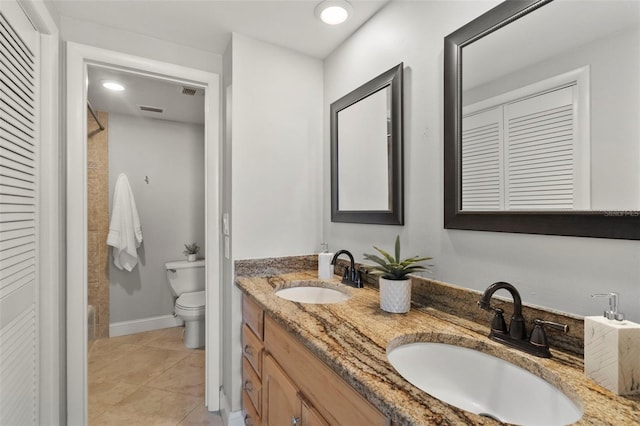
[138, 105, 164, 113]
[181, 86, 198, 96]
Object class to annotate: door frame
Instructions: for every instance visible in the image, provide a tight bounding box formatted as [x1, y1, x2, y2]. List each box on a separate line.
[65, 42, 221, 424]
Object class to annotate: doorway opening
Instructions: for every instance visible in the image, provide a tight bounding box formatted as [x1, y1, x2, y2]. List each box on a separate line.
[66, 42, 221, 425]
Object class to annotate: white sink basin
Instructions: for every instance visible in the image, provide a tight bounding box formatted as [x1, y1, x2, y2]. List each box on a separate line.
[275, 281, 351, 304]
[387, 341, 582, 425]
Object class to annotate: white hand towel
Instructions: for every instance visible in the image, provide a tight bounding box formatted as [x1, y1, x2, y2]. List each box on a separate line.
[107, 173, 143, 271]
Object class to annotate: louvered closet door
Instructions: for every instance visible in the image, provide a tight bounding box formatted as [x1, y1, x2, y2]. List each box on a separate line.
[504, 86, 576, 210]
[462, 107, 504, 211]
[0, 0, 40, 424]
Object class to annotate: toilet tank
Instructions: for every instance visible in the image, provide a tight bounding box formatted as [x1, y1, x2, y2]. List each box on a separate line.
[165, 259, 205, 297]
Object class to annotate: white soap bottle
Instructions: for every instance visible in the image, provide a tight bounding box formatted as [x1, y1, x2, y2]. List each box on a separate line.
[317, 243, 334, 280]
[584, 292, 640, 395]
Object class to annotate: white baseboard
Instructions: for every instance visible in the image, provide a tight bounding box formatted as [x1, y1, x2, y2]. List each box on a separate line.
[220, 388, 244, 426]
[109, 314, 184, 337]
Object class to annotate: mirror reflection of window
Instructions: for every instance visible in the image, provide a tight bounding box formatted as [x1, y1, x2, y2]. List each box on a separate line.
[337, 87, 391, 211]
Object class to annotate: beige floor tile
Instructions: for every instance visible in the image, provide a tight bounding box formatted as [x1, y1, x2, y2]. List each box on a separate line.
[90, 407, 177, 426]
[115, 386, 201, 422]
[89, 339, 139, 359]
[144, 327, 199, 352]
[89, 380, 141, 422]
[93, 345, 189, 385]
[145, 353, 206, 397]
[179, 403, 225, 426]
[89, 327, 222, 426]
[89, 380, 141, 406]
[107, 329, 164, 346]
[88, 407, 107, 425]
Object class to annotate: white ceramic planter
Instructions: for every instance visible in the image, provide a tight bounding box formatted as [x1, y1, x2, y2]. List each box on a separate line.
[187, 254, 197, 262]
[379, 277, 412, 313]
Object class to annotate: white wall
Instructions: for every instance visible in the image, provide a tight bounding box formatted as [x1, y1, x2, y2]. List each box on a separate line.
[59, 16, 222, 74]
[224, 33, 323, 411]
[108, 113, 205, 323]
[232, 33, 323, 259]
[324, 1, 640, 323]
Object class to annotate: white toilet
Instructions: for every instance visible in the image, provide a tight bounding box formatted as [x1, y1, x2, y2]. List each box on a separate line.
[165, 259, 206, 348]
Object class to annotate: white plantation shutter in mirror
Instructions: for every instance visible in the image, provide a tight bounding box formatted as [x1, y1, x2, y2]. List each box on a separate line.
[462, 77, 587, 212]
[462, 107, 503, 210]
[0, 0, 39, 424]
[505, 86, 576, 210]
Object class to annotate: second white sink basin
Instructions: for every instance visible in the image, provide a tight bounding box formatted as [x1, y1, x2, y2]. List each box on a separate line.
[275, 280, 351, 304]
[387, 341, 582, 425]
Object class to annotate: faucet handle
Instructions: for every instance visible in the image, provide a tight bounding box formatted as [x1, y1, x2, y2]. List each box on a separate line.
[490, 308, 508, 334]
[341, 266, 351, 282]
[354, 268, 364, 288]
[530, 319, 569, 348]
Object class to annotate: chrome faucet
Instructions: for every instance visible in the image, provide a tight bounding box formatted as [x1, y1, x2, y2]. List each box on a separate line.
[330, 250, 363, 288]
[478, 282, 568, 358]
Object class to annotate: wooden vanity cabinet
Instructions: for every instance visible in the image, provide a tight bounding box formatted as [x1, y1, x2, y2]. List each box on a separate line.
[241, 294, 388, 426]
[262, 354, 329, 426]
[263, 315, 387, 425]
[242, 296, 264, 425]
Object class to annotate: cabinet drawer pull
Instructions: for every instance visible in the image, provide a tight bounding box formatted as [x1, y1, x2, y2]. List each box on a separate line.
[244, 414, 253, 426]
[291, 416, 300, 425]
[243, 379, 254, 393]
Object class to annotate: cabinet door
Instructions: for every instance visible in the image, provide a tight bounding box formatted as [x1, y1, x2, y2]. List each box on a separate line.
[262, 355, 301, 426]
[302, 400, 329, 426]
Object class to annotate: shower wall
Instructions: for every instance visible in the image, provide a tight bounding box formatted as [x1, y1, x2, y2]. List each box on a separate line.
[87, 110, 110, 339]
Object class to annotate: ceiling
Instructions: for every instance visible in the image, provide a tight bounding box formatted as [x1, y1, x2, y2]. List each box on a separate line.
[87, 66, 205, 124]
[55, 0, 389, 124]
[50, 0, 390, 59]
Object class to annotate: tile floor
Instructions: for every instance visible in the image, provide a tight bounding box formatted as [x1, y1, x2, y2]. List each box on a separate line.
[88, 327, 224, 426]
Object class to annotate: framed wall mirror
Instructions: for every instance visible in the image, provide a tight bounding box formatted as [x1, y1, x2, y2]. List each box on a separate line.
[444, 0, 640, 239]
[331, 63, 404, 225]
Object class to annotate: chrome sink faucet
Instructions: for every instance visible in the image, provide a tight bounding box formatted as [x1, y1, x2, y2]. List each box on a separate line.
[330, 250, 363, 288]
[478, 281, 568, 358]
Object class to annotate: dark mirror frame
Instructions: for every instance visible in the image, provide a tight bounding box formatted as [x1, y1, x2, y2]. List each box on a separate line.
[331, 63, 404, 225]
[444, 0, 640, 240]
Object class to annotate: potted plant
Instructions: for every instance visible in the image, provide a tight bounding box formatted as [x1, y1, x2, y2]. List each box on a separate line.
[183, 242, 200, 262]
[364, 236, 431, 313]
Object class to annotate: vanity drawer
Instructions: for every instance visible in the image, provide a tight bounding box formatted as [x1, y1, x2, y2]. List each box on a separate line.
[242, 389, 260, 426]
[242, 356, 262, 415]
[242, 323, 263, 376]
[242, 295, 264, 340]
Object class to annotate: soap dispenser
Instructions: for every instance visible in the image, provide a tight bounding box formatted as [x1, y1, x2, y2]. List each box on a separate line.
[584, 292, 640, 395]
[317, 243, 334, 280]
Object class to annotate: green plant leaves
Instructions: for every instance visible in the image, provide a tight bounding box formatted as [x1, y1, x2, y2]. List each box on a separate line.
[183, 242, 200, 255]
[363, 235, 431, 280]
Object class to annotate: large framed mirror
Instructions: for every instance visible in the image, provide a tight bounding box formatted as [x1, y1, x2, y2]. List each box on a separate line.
[444, 0, 640, 239]
[331, 63, 404, 225]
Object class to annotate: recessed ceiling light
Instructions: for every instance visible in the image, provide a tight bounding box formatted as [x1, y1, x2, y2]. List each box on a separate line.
[315, 0, 353, 25]
[101, 80, 125, 92]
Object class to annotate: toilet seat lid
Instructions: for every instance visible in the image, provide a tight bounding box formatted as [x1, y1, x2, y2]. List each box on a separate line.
[176, 291, 205, 310]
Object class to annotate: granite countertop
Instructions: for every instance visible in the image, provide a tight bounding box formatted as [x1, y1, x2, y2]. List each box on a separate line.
[236, 269, 640, 425]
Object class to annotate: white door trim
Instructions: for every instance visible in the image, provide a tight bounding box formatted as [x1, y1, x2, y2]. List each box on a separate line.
[65, 42, 221, 425]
